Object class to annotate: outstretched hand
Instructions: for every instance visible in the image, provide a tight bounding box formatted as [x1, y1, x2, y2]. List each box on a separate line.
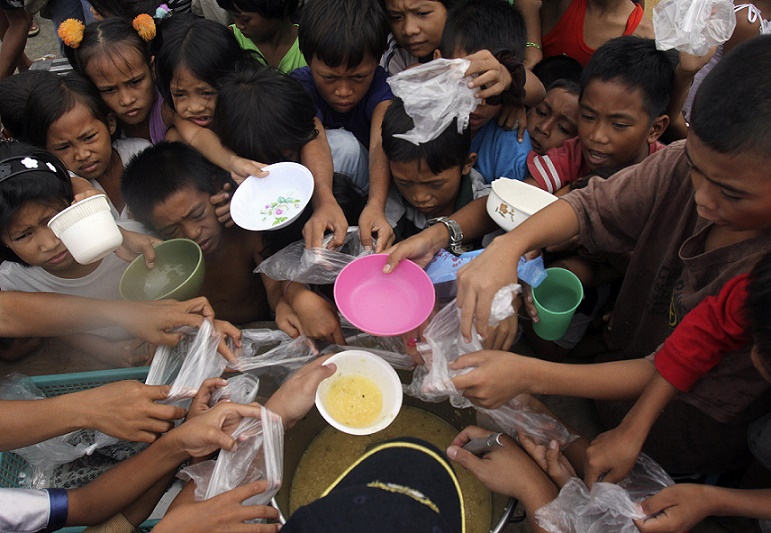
[168, 401, 262, 458]
[635, 484, 714, 533]
[82, 381, 186, 443]
[154, 480, 280, 533]
[265, 355, 336, 429]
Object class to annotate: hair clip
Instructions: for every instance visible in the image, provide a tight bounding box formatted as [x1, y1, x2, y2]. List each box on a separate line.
[58, 18, 86, 49]
[133, 13, 156, 41]
[154, 4, 172, 20]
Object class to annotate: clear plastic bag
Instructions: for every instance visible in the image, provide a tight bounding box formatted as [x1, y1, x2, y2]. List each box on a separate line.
[322, 332, 415, 370]
[180, 407, 284, 509]
[145, 325, 202, 387]
[654, 0, 737, 55]
[535, 454, 674, 533]
[147, 320, 227, 402]
[254, 228, 368, 284]
[227, 334, 318, 380]
[405, 300, 482, 408]
[478, 396, 577, 447]
[210, 374, 260, 406]
[387, 58, 480, 145]
[0, 374, 101, 487]
[403, 302, 577, 445]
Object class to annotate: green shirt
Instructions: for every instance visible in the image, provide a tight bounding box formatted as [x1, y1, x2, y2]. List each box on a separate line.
[231, 26, 307, 74]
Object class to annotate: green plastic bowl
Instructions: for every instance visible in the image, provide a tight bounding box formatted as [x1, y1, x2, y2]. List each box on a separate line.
[119, 239, 205, 301]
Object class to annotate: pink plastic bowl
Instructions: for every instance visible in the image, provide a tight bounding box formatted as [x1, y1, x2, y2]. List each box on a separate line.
[334, 254, 435, 337]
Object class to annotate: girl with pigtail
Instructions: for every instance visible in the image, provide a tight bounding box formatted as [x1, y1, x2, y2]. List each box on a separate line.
[57, 12, 267, 184]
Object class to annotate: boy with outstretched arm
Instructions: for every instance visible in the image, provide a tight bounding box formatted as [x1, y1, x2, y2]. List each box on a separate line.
[390, 35, 771, 475]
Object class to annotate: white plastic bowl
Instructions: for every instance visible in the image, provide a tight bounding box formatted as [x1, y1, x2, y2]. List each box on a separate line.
[230, 162, 314, 231]
[315, 350, 403, 436]
[486, 178, 558, 231]
[48, 195, 122, 265]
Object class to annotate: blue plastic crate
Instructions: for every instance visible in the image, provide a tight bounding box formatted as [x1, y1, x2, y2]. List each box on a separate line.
[0, 367, 158, 532]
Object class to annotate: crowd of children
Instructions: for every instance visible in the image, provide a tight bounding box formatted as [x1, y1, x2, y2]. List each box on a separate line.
[1, 0, 770, 530]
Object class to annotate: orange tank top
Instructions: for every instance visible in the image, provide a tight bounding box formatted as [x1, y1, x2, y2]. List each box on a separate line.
[542, 0, 644, 67]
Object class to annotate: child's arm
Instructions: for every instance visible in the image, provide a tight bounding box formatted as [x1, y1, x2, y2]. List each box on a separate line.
[585, 273, 750, 485]
[515, 0, 544, 69]
[153, 481, 279, 533]
[359, 100, 395, 253]
[449, 351, 656, 409]
[583, 371, 676, 487]
[384, 196, 499, 269]
[637, 485, 771, 533]
[447, 426, 557, 533]
[0, 381, 185, 451]
[66, 401, 262, 526]
[0, 293, 216, 342]
[282, 282, 344, 344]
[59, 333, 153, 368]
[662, 48, 717, 143]
[456, 198, 580, 339]
[170, 116, 268, 183]
[300, 120, 349, 248]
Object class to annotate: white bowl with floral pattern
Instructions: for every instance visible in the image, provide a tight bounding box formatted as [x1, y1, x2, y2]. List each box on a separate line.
[230, 162, 314, 231]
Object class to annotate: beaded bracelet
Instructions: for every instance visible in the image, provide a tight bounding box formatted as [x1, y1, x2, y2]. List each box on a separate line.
[526, 41, 543, 50]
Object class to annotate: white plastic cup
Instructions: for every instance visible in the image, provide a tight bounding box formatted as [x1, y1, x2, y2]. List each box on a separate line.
[48, 195, 122, 265]
[315, 350, 403, 436]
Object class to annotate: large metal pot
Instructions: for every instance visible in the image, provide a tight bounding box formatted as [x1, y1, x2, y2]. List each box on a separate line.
[272, 391, 515, 532]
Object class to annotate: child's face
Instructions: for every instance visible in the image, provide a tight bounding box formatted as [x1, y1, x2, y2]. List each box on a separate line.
[309, 56, 378, 114]
[46, 103, 116, 182]
[527, 87, 579, 155]
[390, 154, 475, 218]
[385, 0, 447, 60]
[85, 47, 155, 127]
[686, 133, 771, 234]
[578, 80, 665, 171]
[232, 9, 281, 42]
[1, 201, 75, 273]
[150, 186, 223, 256]
[170, 66, 218, 128]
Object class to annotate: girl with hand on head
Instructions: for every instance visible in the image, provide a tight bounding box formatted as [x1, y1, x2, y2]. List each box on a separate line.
[60, 14, 267, 184]
[25, 71, 147, 226]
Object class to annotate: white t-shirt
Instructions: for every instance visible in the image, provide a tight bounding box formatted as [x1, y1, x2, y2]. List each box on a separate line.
[90, 138, 153, 235]
[0, 254, 131, 339]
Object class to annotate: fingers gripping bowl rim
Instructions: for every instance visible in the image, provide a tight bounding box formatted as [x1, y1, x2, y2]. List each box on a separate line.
[119, 238, 205, 301]
[334, 254, 435, 337]
[315, 350, 403, 436]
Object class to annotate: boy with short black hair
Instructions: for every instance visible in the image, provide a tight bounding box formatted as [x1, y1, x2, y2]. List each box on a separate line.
[526, 36, 676, 194]
[442, 35, 771, 475]
[382, 96, 486, 241]
[122, 142, 271, 325]
[291, 0, 394, 251]
[437, 0, 532, 184]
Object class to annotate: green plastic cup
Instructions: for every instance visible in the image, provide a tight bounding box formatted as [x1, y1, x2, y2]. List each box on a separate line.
[531, 267, 584, 341]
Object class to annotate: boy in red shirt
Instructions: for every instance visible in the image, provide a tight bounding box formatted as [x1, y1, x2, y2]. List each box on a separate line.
[525, 36, 673, 195]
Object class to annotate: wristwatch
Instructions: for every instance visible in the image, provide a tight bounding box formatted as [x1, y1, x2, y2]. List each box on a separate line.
[426, 216, 465, 255]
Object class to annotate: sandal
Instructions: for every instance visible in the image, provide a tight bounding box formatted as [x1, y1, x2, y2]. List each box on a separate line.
[28, 21, 40, 37]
